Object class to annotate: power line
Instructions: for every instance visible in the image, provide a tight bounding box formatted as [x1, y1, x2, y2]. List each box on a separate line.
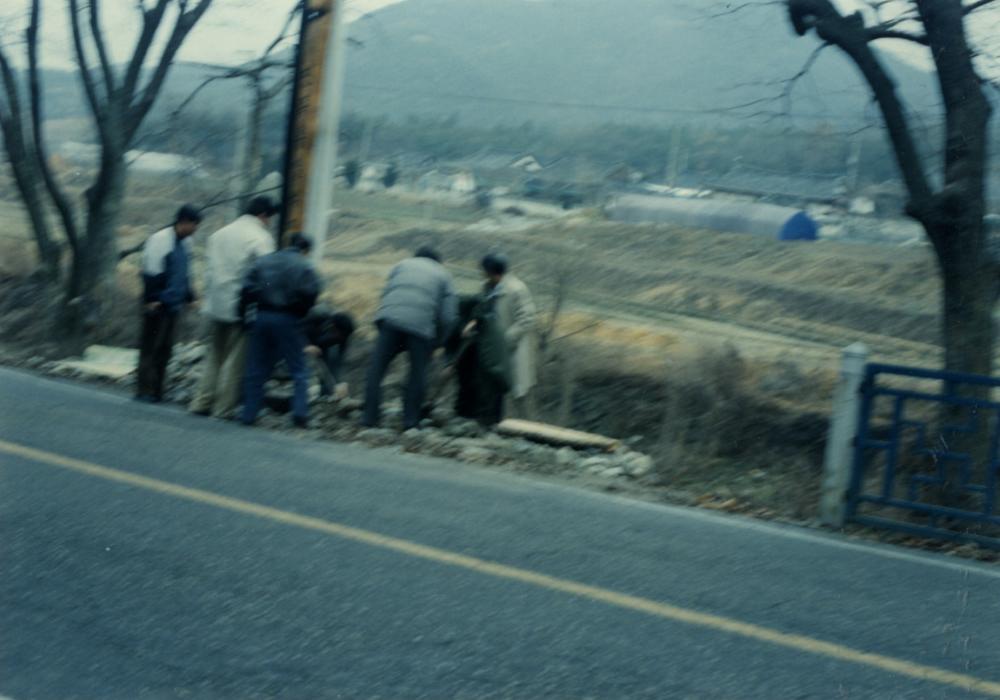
[345, 82, 946, 123]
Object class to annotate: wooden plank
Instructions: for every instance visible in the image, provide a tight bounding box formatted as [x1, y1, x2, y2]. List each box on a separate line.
[496, 419, 620, 452]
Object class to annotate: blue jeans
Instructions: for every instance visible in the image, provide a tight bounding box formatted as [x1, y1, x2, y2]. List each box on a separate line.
[241, 311, 309, 424]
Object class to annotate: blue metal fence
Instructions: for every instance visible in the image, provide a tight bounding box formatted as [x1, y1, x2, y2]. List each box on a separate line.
[847, 363, 1000, 549]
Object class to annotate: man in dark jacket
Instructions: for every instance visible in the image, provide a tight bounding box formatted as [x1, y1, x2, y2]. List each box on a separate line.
[363, 246, 457, 430]
[240, 233, 322, 427]
[135, 204, 202, 402]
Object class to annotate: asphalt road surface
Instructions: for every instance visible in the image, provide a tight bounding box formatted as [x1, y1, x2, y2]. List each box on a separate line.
[1, 367, 999, 699]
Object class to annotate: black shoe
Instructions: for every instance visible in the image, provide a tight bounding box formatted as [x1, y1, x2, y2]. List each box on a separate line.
[292, 415, 309, 429]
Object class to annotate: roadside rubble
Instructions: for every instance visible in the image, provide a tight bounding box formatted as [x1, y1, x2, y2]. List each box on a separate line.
[44, 343, 657, 483]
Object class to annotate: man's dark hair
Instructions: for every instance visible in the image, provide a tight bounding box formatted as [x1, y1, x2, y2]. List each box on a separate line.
[415, 245, 441, 263]
[481, 252, 509, 276]
[332, 312, 356, 340]
[288, 232, 313, 252]
[175, 204, 203, 224]
[245, 196, 279, 218]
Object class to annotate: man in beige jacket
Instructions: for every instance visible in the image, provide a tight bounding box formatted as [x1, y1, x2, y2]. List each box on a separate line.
[189, 196, 277, 417]
[481, 253, 538, 418]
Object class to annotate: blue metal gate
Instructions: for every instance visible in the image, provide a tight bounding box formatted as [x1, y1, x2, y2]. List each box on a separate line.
[847, 363, 1000, 549]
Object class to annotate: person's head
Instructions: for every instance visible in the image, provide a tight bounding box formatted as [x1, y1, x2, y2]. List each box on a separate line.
[173, 204, 203, 238]
[414, 246, 442, 263]
[288, 232, 313, 255]
[245, 196, 279, 226]
[330, 312, 356, 344]
[481, 252, 509, 285]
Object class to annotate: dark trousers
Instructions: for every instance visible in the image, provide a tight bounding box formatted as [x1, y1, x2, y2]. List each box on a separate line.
[363, 323, 433, 430]
[136, 308, 177, 400]
[241, 311, 309, 424]
[455, 343, 505, 427]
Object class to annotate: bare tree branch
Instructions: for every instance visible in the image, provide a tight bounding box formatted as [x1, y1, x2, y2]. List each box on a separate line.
[122, 0, 170, 99]
[67, 0, 110, 143]
[261, 1, 302, 59]
[128, 0, 214, 138]
[963, 0, 998, 15]
[865, 27, 929, 45]
[788, 0, 934, 215]
[87, 0, 117, 98]
[27, 0, 80, 254]
[704, 1, 783, 19]
[0, 44, 22, 124]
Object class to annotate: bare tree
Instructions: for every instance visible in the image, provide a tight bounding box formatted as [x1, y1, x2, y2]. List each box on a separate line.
[787, 0, 996, 377]
[168, 2, 299, 211]
[0, 0, 214, 349]
[0, 31, 60, 280]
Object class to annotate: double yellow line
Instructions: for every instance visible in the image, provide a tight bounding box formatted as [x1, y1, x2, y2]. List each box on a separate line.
[1, 437, 997, 697]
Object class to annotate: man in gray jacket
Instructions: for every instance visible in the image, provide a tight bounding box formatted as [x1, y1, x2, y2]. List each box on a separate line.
[363, 246, 457, 430]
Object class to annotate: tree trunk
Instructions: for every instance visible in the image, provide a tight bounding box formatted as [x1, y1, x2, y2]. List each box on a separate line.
[10, 158, 61, 281]
[60, 152, 127, 353]
[926, 219, 995, 512]
[940, 259, 995, 378]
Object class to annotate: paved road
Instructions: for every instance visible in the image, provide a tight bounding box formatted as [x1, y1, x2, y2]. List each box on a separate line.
[1, 367, 999, 699]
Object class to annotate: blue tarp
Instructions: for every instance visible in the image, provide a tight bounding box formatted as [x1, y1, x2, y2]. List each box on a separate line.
[608, 194, 818, 242]
[779, 211, 818, 241]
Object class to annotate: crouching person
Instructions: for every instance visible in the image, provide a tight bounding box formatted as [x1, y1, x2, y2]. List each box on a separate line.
[240, 233, 321, 428]
[303, 307, 356, 400]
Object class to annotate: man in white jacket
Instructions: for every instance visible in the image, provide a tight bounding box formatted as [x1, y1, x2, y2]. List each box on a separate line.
[189, 196, 277, 417]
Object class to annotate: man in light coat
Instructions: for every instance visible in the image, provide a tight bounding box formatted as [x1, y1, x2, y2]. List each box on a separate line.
[482, 253, 538, 418]
[189, 196, 277, 417]
[363, 246, 458, 431]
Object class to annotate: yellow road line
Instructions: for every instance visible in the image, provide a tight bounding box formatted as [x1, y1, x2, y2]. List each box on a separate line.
[2, 437, 999, 697]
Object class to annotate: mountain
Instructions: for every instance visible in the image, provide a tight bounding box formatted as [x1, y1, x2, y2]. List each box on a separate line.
[338, 0, 939, 127]
[36, 0, 939, 130]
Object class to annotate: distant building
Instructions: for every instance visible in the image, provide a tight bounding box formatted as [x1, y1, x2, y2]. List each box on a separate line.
[607, 194, 818, 241]
[510, 154, 543, 173]
[58, 141, 204, 177]
[680, 166, 845, 207]
[604, 163, 646, 186]
[416, 168, 477, 195]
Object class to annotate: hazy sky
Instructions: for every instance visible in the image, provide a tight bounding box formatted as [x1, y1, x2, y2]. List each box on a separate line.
[5, 0, 994, 74]
[6, 0, 405, 69]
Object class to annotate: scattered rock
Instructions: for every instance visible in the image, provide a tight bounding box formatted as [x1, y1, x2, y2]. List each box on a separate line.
[443, 419, 482, 438]
[600, 466, 625, 478]
[555, 447, 577, 467]
[357, 428, 396, 446]
[458, 446, 493, 464]
[429, 405, 455, 427]
[581, 456, 613, 474]
[335, 398, 364, 419]
[619, 452, 654, 477]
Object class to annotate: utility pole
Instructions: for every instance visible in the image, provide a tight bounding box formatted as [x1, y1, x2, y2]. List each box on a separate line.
[280, 0, 347, 260]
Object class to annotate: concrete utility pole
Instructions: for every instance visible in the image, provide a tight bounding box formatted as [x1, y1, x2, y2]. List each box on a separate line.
[280, 0, 347, 260]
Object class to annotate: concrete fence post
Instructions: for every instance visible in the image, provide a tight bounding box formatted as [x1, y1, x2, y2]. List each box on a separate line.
[820, 342, 869, 527]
